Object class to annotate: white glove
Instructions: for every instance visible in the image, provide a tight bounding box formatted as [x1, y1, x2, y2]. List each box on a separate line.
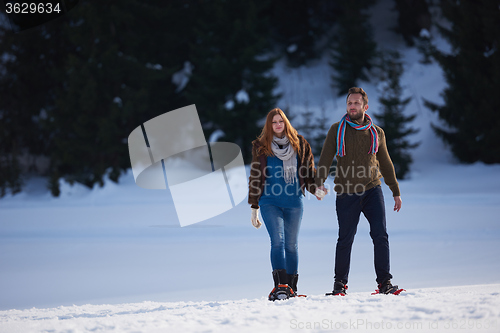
[251, 208, 262, 229]
[315, 188, 326, 200]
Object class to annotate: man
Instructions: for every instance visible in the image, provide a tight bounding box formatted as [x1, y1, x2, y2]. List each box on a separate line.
[315, 87, 403, 295]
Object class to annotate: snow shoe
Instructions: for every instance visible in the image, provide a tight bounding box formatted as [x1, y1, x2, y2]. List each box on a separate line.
[268, 269, 291, 301]
[372, 279, 405, 295]
[268, 284, 292, 301]
[326, 280, 347, 296]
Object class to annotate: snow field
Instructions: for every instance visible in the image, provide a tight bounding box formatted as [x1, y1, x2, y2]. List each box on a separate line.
[1, 284, 499, 333]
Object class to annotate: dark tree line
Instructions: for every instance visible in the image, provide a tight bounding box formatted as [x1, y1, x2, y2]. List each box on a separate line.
[0, 1, 193, 196]
[425, 0, 500, 164]
[0, 0, 338, 196]
[1, 0, 498, 197]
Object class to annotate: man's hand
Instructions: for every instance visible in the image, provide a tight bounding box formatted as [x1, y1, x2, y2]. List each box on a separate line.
[315, 185, 328, 200]
[393, 196, 402, 212]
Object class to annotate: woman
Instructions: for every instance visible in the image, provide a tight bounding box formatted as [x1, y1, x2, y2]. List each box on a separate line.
[248, 108, 321, 301]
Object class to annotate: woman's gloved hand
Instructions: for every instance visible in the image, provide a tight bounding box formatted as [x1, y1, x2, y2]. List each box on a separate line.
[251, 208, 262, 229]
[315, 187, 327, 200]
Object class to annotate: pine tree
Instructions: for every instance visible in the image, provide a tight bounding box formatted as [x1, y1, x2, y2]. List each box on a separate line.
[393, 0, 432, 46]
[424, 0, 500, 164]
[265, 0, 338, 67]
[294, 103, 329, 164]
[0, 154, 22, 197]
[0, 11, 65, 196]
[295, 101, 315, 148]
[329, 0, 377, 96]
[373, 50, 419, 179]
[311, 105, 329, 163]
[0, 1, 192, 196]
[46, 1, 194, 195]
[183, 0, 279, 163]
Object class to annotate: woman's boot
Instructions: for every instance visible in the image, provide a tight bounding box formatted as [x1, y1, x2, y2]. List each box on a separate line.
[268, 269, 291, 301]
[288, 273, 306, 297]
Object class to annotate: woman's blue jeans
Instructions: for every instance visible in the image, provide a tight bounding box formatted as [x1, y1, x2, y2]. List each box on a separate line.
[260, 204, 303, 275]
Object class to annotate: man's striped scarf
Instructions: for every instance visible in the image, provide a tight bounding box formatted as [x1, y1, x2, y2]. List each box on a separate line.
[336, 113, 379, 157]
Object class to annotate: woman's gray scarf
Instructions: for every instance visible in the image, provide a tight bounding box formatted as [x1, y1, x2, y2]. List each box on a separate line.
[271, 135, 297, 184]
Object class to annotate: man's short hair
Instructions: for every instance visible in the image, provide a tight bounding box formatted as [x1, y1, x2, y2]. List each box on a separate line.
[346, 87, 368, 106]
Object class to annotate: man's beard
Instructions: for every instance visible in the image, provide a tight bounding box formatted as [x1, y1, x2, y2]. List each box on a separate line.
[348, 111, 363, 121]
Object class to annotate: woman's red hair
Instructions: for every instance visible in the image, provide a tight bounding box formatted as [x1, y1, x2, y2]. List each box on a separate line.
[256, 108, 300, 156]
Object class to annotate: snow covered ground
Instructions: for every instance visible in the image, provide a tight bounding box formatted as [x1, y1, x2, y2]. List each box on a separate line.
[1, 284, 500, 333]
[1, 158, 500, 332]
[1, 1, 500, 332]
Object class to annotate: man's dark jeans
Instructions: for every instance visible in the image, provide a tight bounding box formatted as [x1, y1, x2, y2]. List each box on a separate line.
[334, 185, 392, 285]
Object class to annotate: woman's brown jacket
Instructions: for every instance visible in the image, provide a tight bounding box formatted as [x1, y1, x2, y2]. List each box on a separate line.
[248, 135, 317, 209]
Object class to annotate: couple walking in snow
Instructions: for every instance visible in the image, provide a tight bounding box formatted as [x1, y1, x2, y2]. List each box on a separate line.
[248, 87, 403, 301]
